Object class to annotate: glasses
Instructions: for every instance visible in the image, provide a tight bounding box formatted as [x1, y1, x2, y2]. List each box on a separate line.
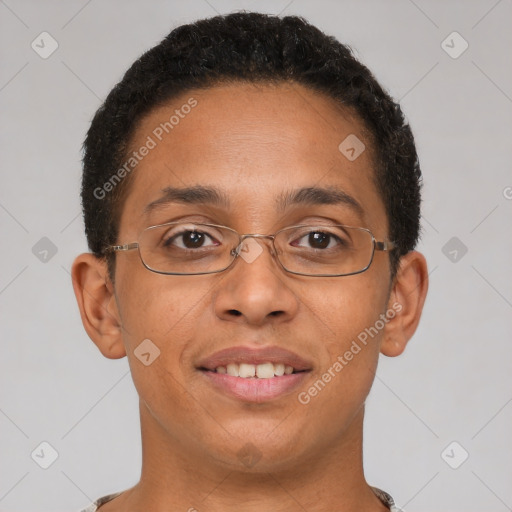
[105, 222, 396, 277]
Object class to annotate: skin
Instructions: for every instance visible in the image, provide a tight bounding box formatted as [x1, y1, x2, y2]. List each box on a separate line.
[72, 82, 428, 512]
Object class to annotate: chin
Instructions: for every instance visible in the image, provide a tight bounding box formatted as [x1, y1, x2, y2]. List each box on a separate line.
[202, 431, 306, 474]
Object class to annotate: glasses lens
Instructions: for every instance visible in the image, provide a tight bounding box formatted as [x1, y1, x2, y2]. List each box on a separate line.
[275, 225, 374, 276]
[138, 223, 238, 274]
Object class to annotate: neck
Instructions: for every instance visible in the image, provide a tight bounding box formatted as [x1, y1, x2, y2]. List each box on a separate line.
[115, 402, 387, 512]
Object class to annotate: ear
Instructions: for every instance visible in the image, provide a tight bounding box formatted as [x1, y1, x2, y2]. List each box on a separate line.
[380, 251, 429, 357]
[71, 253, 126, 359]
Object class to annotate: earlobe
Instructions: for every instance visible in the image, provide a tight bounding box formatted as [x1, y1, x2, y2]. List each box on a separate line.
[71, 253, 126, 359]
[380, 251, 429, 357]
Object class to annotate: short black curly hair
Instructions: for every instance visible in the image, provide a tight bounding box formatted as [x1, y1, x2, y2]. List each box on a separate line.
[82, 11, 422, 279]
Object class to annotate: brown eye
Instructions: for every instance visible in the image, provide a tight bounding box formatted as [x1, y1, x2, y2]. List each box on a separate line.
[308, 232, 331, 249]
[292, 230, 342, 250]
[163, 230, 219, 250]
[182, 231, 206, 248]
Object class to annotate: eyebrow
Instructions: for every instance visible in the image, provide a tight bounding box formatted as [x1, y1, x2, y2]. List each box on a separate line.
[144, 185, 230, 214]
[277, 186, 364, 217]
[144, 184, 364, 218]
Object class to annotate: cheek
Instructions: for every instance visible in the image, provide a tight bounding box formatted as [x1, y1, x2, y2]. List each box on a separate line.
[299, 271, 388, 350]
[295, 271, 389, 403]
[114, 272, 212, 428]
[114, 266, 211, 368]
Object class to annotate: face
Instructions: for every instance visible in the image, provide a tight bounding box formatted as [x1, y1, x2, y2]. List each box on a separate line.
[111, 83, 394, 472]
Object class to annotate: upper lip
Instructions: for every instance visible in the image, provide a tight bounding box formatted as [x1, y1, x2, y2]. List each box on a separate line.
[197, 345, 313, 372]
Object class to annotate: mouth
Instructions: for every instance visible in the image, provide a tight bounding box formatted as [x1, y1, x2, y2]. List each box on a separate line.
[196, 346, 312, 403]
[200, 362, 305, 378]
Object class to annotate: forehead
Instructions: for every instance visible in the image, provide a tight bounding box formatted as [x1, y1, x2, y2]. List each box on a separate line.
[118, 82, 386, 234]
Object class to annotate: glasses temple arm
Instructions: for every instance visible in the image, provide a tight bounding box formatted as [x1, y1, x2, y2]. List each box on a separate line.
[105, 242, 139, 253]
[375, 240, 396, 252]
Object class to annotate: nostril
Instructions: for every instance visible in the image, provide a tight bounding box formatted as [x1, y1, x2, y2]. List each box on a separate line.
[228, 309, 242, 316]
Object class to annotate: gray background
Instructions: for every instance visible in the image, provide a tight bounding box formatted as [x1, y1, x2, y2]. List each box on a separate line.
[1, 1, 511, 511]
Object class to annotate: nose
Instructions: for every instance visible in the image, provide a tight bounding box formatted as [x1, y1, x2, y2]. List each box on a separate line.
[213, 237, 299, 326]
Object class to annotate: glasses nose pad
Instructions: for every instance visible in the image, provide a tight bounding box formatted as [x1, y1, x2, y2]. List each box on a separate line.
[231, 243, 243, 258]
[230, 236, 279, 262]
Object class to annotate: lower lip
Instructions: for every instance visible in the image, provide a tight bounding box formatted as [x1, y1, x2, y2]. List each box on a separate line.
[200, 370, 310, 403]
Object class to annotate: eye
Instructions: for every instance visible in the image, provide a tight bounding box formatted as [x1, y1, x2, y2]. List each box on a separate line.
[291, 229, 347, 250]
[163, 229, 220, 250]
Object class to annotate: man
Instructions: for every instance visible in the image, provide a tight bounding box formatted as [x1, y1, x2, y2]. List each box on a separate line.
[72, 12, 428, 511]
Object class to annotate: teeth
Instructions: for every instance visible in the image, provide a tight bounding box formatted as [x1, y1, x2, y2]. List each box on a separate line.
[214, 362, 298, 378]
[239, 363, 256, 378]
[274, 363, 285, 376]
[226, 363, 238, 377]
[256, 362, 274, 379]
